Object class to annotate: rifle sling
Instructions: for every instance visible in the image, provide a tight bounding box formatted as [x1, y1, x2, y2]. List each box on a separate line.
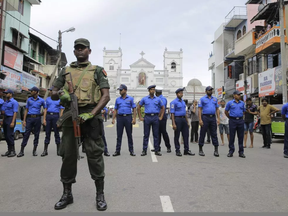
[73, 63, 91, 92]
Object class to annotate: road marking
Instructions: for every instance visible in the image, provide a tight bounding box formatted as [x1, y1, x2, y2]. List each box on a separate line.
[148, 138, 158, 162]
[160, 196, 174, 212]
[106, 124, 114, 128]
[133, 124, 139, 128]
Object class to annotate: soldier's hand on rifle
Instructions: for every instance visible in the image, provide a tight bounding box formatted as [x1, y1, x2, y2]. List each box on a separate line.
[58, 89, 71, 104]
[78, 113, 94, 123]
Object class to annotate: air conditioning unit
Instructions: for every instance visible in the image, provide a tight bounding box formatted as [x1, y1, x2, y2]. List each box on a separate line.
[239, 73, 244, 80]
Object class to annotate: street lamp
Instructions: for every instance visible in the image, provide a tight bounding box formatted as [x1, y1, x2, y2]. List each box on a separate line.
[44, 27, 76, 99]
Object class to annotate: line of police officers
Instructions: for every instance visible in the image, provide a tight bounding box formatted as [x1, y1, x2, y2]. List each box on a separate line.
[0, 87, 64, 158]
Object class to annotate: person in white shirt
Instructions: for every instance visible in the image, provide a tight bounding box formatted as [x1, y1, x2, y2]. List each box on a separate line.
[218, 100, 230, 145]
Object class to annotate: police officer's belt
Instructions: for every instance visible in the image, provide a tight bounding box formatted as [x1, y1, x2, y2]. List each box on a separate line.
[47, 112, 59, 115]
[175, 116, 186, 118]
[145, 113, 159, 116]
[203, 114, 215, 117]
[229, 116, 242, 120]
[27, 114, 41, 118]
[118, 114, 132, 116]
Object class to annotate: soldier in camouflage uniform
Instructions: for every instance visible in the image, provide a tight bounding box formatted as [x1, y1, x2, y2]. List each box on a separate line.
[51, 38, 110, 211]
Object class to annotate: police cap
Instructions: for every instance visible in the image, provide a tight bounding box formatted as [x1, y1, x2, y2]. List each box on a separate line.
[175, 87, 185, 94]
[205, 86, 213, 91]
[3, 89, 14, 94]
[117, 84, 127, 91]
[147, 85, 156, 90]
[233, 90, 243, 95]
[29, 86, 39, 92]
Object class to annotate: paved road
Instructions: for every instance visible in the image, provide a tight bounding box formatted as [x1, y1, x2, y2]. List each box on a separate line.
[0, 120, 287, 212]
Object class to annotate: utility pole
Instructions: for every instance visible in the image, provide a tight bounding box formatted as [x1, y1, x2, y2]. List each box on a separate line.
[280, 0, 287, 103]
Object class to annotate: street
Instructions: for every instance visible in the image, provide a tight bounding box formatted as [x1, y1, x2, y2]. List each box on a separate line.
[0, 120, 287, 213]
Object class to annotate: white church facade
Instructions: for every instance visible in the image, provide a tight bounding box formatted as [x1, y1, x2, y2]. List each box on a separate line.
[103, 48, 184, 107]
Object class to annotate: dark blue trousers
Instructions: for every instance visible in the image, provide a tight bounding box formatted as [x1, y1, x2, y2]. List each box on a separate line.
[3, 116, 15, 147]
[102, 123, 108, 153]
[21, 116, 42, 147]
[44, 114, 60, 145]
[116, 115, 134, 152]
[228, 118, 244, 154]
[199, 115, 219, 146]
[143, 115, 159, 151]
[159, 114, 171, 149]
[174, 117, 189, 152]
[284, 119, 288, 155]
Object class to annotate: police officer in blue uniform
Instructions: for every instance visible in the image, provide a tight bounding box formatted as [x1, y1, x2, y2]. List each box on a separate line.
[112, 84, 136, 156]
[153, 87, 171, 153]
[17, 86, 46, 157]
[170, 88, 195, 156]
[1, 89, 19, 157]
[281, 103, 288, 158]
[103, 107, 108, 122]
[225, 90, 246, 158]
[41, 87, 64, 157]
[137, 85, 164, 156]
[198, 86, 220, 157]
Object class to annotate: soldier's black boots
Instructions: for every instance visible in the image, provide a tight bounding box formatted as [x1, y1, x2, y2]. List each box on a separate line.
[33, 146, 38, 156]
[54, 183, 74, 210]
[1, 146, 11, 157]
[199, 145, 205, 156]
[41, 144, 48, 157]
[17, 146, 25, 157]
[7, 146, 16, 157]
[214, 146, 219, 157]
[95, 179, 107, 211]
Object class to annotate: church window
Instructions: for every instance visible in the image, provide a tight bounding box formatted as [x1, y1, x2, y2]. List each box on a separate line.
[109, 61, 114, 70]
[237, 30, 242, 40]
[171, 62, 176, 72]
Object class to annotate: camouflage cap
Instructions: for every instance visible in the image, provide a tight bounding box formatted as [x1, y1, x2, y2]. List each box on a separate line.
[74, 38, 90, 48]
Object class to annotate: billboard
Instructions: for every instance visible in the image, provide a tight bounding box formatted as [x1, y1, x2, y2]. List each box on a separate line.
[0, 66, 22, 92]
[258, 68, 275, 97]
[3, 45, 24, 71]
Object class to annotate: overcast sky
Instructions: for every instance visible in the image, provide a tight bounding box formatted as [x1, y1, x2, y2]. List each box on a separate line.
[30, 0, 248, 87]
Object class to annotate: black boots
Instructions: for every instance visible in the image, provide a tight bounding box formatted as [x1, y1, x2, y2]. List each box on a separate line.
[214, 146, 219, 157]
[54, 183, 74, 210]
[1, 146, 11, 157]
[41, 144, 48, 157]
[57, 144, 60, 156]
[199, 145, 205, 156]
[17, 146, 25, 157]
[95, 179, 107, 211]
[33, 146, 38, 156]
[7, 146, 16, 157]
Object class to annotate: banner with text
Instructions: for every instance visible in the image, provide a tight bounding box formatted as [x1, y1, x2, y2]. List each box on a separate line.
[0, 66, 22, 92]
[258, 68, 275, 97]
[3, 45, 23, 72]
[22, 71, 40, 90]
[236, 77, 252, 94]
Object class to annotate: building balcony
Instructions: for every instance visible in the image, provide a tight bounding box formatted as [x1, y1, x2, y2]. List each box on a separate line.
[235, 29, 256, 56]
[208, 55, 215, 70]
[225, 6, 247, 28]
[255, 26, 287, 54]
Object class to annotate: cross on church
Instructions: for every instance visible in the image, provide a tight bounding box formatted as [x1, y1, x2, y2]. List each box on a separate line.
[140, 51, 145, 58]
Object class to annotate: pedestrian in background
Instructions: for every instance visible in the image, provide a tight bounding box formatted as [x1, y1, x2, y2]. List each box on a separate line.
[244, 98, 257, 148]
[170, 88, 195, 156]
[198, 86, 220, 157]
[112, 84, 136, 156]
[218, 100, 229, 146]
[190, 99, 199, 143]
[225, 90, 245, 158]
[137, 85, 164, 156]
[257, 98, 279, 149]
[0, 89, 18, 157]
[17, 86, 46, 157]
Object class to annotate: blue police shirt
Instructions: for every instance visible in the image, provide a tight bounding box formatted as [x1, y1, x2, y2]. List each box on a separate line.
[0, 98, 4, 111]
[170, 98, 187, 116]
[225, 99, 245, 117]
[139, 96, 163, 114]
[198, 95, 219, 114]
[26, 96, 46, 115]
[104, 107, 108, 114]
[281, 103, 288, 118]
[158, 95, 167, 109]
[114, 95, 136, 115]
[2, 98, 19, 116]
[46, 97, 64, 113]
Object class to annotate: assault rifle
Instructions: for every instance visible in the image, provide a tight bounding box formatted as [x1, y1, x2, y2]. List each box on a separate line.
[59, 72, 81, 160]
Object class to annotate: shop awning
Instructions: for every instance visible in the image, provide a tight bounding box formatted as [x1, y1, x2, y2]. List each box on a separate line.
[246, 0, 261, 4]
[250, 2, 278, 23]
